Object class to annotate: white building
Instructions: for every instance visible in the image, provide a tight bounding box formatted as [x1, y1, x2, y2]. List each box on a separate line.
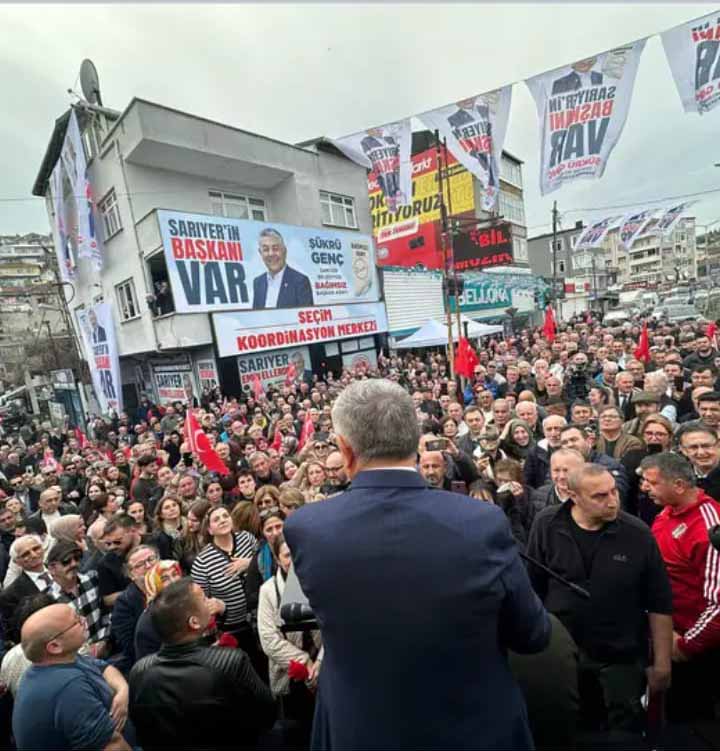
[33, 99, 383, 410]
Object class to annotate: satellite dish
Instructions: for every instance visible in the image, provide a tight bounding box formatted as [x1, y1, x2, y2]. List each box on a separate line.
[79, 59, 102, 106]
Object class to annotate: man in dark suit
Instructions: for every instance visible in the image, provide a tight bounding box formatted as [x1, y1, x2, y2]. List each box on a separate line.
[552, 58, 604, 95]
[447, 97, 498, 189]
[361, 128, 403, 210]
[284, 379, 551, 750]
[252, 228, 313, 309]
[88, 309, 107, 345]
[0, 535, 53, 642]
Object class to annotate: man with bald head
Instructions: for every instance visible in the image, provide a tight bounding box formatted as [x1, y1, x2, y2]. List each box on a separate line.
[527, 464, 673, 731]
[13, 603, 132, 750]
[419, 451, 446, 489]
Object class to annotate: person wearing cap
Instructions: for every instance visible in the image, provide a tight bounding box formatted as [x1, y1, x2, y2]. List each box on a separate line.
[47, 540, 111, 656]
[473, 425, 509, 483]
[621, 391, 660, 439]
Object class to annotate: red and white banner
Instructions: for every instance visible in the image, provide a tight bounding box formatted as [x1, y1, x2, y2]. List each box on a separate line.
[526, 40, 647, 195]
[196, 359, 219, 390]
[213, 302, 388, 357]
[185, 410, 229, 475]
[332, 119, 412, 212]
[418, 86, 512, 211]
[575, 215, 623, 248]
[76, 302, 122, 415]
[619, 208, 657, 250]
[662, 11, 720, 114]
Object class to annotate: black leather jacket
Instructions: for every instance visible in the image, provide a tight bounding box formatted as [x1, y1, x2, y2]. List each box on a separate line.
[129, 639, 276, 750]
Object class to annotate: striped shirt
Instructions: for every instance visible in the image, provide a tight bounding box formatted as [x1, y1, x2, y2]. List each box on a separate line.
[191, 532, 257, 630]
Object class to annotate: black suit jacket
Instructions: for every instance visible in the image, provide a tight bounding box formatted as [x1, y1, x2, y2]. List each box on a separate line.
[552, 70, 603, 95]
[614, 390, 637, 421]
[252, 266, 313, 309]
[0, 572, 42, 642]
[91, 325, 107, 345]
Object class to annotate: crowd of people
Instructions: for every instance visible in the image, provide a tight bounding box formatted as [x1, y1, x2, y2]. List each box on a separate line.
[1, 311, 720, 749]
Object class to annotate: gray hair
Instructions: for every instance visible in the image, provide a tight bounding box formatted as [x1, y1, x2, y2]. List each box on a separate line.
[10, 534, 44, 562]
[543, 415, 567, 428]
[603, 362, 619, 374]
[640, 452, 696, 486]
[331, 379, 419, 462]
[258, 228, 285, 247]
[567, 463, 612, 493]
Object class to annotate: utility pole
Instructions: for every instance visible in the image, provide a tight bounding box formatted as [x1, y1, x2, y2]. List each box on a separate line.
[435, 131, 455, 377]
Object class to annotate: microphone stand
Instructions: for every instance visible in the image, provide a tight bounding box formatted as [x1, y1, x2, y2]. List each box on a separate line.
[520, 551, 591, 599]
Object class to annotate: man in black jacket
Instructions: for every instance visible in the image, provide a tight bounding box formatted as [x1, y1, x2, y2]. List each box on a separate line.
[523, 415, 566, 489]
[527, 464, 673, 731]
[129, 578, 275, 751]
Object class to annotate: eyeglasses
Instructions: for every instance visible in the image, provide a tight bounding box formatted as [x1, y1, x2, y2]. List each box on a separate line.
[259, 506, 281, 520]
[643, 431, 669, 440]
[48, 613, 85, 642]
[58, 552, 83, 566]
[682, 442, 717, 452]
[129, 554, 158, 572]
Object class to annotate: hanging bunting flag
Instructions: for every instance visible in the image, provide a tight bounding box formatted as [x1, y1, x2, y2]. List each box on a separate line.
[525, 40, 647, 195]
[49, 162, 76, 282]
[657, 200, 698, 235]
[662, 11, 720, 115]
[418, 86, 512, 211]
[575, 215, 623, 249]
[332, 119, 412, 212]
[619, 208, 657, 250]
[61, 110, 103, 271]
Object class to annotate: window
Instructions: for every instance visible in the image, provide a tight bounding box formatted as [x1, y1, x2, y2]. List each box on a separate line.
[116, 279, 139, 321]
[320, 191, 358, 229]
[146, 253, 175, 316]
[558, 260, 566, 274]
[500, 157, 523, 188]
[209, 191, 266, 221]
[99, 188, 122, 240]
[513, 236, 527, 261]
[498, 191, 526, 225]
[81, 114, 107, 160]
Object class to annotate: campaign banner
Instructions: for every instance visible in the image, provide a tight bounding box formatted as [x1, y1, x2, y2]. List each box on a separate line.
[370, 148, 474, 270]
[418, 86, 512, 211]
[526, 40, 647, 195]
[662, 11, 720, 114]
[342, 349, 378, 372]
[196, 359, 219, 391]
[619, 209, 656, 249]
[332, 119, 412, 211]
[76, 303, 122, 415]
[158, 210, 379, 314]
[152, 362, 196, 405]
[60, 110, 102, 270]
[50, 163, 76, 283]
[452, 223, 514, 272]
[237, 345, 311, 391]
[657, 201, 697, 235]
[213, 302, 388, 357]
[575, 215, 623, 248]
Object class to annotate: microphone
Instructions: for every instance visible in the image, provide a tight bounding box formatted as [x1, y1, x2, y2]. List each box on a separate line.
[709, 524, 720, 552]
[520, 551, 591, 599]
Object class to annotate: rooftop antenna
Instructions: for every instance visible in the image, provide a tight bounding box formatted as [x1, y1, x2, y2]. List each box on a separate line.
[79, 59, 102, 106]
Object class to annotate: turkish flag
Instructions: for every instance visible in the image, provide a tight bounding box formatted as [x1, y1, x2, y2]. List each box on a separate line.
[542, 306, 557, 344]
[454, 337, 479, 379]
[74, 427, 88, 449]
[251, 374, 265, 402]
[706, 321, 717, 341]
[634, 322, 651, 364]
[298, 411, 315, 450]
[271, 428, 283, 451]
[184, 410, 229, 475]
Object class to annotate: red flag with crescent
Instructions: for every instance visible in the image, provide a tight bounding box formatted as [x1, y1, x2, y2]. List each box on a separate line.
[184, 410, 229, 475]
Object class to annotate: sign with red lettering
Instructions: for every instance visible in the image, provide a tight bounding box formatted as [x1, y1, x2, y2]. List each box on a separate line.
[158, 210, 378, 313]
[452, 223, 514, 271]
[212, 303, 388, 357]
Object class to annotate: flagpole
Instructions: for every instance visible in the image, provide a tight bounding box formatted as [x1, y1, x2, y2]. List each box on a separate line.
[435, 130, 455, 378]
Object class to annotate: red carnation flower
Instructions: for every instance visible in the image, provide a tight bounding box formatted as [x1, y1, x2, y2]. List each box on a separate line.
[287, 660, 310, 682]
[216, 632, 238, 649]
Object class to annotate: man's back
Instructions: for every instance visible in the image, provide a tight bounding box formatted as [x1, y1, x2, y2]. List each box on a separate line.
[129, 641, 275, 751]
[284, 469, 550, 750]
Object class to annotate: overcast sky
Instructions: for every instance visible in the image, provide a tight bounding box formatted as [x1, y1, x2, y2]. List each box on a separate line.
[3, 3, 720, 238]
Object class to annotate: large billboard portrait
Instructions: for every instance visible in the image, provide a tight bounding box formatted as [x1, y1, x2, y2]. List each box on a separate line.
[158, 210, 379, 314]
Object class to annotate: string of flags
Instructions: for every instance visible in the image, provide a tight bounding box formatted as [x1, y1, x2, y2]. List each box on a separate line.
[332, 10, 720, 210]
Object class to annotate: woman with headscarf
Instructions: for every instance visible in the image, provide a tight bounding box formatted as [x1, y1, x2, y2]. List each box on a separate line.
[133, 560, 184, 660]
[499, 418, 535, 465]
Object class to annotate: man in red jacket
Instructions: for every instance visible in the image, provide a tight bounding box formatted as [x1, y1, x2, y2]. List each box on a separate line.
[641, 452, 720, 722]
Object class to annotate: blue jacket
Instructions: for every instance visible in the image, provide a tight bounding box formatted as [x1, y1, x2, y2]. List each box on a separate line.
[252, 265, 313, 309]
[284, 469, 551, 750]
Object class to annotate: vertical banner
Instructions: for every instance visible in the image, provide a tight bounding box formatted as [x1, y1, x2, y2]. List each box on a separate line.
[418, 86, 513, 211]
[332, 119, 412, 211]
[662, 11, 720, 114]
[575, 215, 623, 248]
[619, 208, 656, 250]
[49, 163, 76, 283]
[525, 40, 647, 195]
[657, 201, 698, 235]
[76, 303, 122, 415]
[61, 110, 102, 270]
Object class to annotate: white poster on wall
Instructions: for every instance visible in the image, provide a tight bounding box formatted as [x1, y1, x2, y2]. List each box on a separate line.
[237, 346, 312, 391]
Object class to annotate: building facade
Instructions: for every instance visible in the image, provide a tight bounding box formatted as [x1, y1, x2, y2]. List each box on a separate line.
[34, 99, 386, 411]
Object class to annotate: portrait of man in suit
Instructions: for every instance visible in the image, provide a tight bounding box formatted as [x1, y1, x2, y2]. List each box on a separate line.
[252, 228, 313, 310]
[360, 127, 405, 211]
[552, 57, 604, 95]
[88, 309, 106, 345]
[447, 96, 498, 192]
